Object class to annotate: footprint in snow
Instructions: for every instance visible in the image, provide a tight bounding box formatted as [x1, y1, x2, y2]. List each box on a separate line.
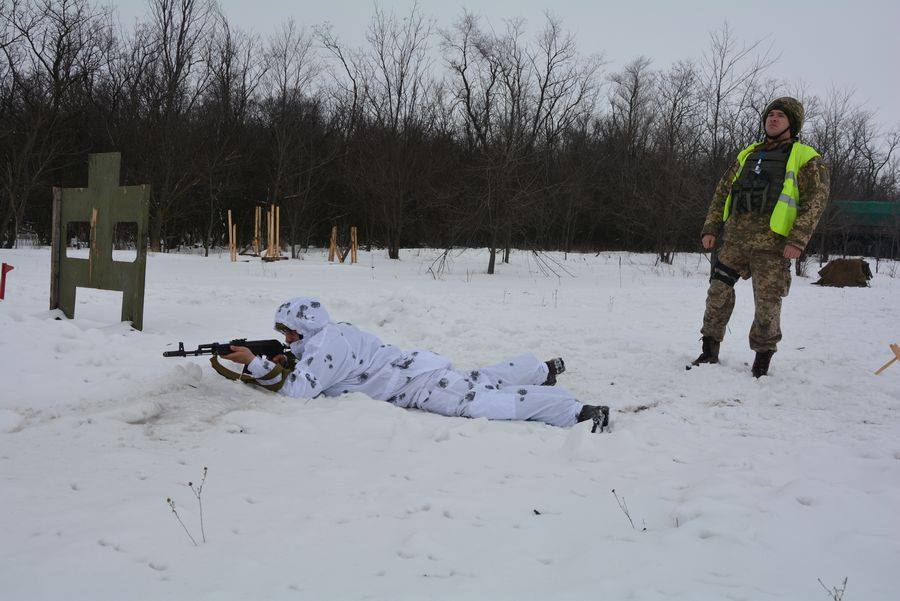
[97, 539, 125, 552]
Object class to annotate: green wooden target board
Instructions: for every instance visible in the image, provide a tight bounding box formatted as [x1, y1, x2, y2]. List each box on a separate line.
[50, 153, 150, 330]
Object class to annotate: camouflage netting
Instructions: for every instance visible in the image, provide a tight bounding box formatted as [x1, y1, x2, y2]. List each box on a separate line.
[813, 258, 872, 287]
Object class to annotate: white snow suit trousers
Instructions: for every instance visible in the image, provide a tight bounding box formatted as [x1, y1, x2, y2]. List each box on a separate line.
[388, 353, 583, 427]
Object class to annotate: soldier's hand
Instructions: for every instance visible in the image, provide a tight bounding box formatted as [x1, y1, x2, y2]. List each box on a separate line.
[701, 234, 716, 250]
[783, 244, 802, 259]
[222, 345, 255, 365]
[272, 354, 287, 366]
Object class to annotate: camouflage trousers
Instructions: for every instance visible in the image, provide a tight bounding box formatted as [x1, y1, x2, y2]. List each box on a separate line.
[701, 243, 792, 352]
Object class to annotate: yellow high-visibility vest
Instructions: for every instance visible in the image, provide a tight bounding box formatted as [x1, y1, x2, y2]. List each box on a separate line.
[723, 141, 820, 236]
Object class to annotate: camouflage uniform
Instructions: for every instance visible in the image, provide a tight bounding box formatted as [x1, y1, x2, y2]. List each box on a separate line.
[699, 100, 830, 353]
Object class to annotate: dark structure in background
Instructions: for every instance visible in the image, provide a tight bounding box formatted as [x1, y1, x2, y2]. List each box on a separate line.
[815, 201, 900, 260]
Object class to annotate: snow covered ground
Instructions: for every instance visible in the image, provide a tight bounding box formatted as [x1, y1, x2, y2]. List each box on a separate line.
[1, 246, 898, 600]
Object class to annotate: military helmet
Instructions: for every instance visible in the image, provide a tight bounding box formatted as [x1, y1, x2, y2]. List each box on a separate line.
[763, 96, 804, 137]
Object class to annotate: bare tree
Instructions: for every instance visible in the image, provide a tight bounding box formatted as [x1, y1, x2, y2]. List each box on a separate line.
[196, 12, 265, 255]
[442, 11, 602, 272]
[141, 0, 214, 251]
[2, 4, 895, 261]
[646, 60, 706, 263]
[326, 2, 435, 260]
[698, 22, 777, 176]
[262, 18, 335, 257]
[0, 0, 111, 247]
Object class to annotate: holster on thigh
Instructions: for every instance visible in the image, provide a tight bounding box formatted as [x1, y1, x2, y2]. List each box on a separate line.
[711, 259, 740, 287]
[780, 258, 792, 297]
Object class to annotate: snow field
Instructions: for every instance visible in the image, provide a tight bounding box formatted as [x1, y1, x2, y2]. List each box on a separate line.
[0, 247, 898, 600]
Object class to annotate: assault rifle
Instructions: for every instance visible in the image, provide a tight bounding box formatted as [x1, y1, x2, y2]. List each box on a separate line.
[163, 339, 290, 359]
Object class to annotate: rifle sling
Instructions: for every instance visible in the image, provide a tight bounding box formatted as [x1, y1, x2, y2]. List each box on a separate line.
[209, 356, 288, 392]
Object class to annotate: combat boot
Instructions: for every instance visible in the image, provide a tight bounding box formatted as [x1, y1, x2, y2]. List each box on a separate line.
[691, 336, 720, 367]
[543, 357, 566, 386]
[752, 350, 775, 378]
[577, 404, 610, 433]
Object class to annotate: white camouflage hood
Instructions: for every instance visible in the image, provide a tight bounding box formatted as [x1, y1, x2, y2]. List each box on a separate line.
[274, 297, 331, 339]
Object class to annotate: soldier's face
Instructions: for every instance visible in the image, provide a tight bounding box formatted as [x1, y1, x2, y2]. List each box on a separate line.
[283, 329, 301, 343]
[765, 109, 791, 138]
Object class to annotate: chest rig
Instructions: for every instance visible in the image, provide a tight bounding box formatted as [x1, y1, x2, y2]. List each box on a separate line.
[729, 143, 792, 215]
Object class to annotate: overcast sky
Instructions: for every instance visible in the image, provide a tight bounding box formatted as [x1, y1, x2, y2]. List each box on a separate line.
[114, 0, 900, 129]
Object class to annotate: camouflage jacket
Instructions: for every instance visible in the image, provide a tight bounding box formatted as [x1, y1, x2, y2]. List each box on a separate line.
[701, 141, 830, 251]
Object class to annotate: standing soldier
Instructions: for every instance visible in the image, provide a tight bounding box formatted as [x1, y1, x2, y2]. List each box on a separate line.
[692, 97, 830, 377]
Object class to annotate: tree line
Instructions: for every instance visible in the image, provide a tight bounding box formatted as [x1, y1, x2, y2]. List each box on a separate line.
[2, 0, 898, 270]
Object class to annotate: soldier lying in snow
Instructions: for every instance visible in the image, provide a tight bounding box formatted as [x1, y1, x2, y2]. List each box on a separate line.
[219, 296, 610, 431]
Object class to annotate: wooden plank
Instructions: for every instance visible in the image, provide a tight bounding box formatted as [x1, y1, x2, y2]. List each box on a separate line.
[874, 343, 900, 375]
[328, 226, 337, 262]
[227, 210, 234, 262]
[254, 206, 260, 255]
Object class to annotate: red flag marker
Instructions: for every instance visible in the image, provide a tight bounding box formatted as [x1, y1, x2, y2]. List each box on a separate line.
[0, 262, 13, 300]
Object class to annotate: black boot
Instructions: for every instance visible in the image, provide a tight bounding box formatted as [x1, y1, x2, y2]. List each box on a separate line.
[752, 350, 774, 378]
[691, 336, 720, 367]
[543, 357, 566, 386]
[577, 404, 610, 433]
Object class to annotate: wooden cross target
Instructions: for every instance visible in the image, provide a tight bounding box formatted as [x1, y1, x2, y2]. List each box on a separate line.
[50, 153, 149, 330]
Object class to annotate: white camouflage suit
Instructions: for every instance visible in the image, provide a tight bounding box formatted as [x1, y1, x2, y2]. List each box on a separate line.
[243, 297, 584, 427]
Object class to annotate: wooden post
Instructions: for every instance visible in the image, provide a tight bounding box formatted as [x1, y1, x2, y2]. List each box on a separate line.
[254, 206, 260, 256]
[227, 210, 234, 262]
[275, 204, 280, 257]
[328, 226, 337, 262]
[232, 223, 237, 262]
[268, 206, 274, 257]
[350, 226, 358, 264]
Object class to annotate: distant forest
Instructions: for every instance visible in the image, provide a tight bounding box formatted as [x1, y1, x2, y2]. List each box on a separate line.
[2, 0, 899, 270]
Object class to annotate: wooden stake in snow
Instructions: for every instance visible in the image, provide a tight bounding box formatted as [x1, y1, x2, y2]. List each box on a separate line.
[260, 204, 287, 262]
[253, 206, 261, 256]
[328, 226, 337, 262]
[227, 210, 236, 262]
[328, 226, 358, 264]
[266, 207, 271, 257]
[874, 343, 900, 375]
